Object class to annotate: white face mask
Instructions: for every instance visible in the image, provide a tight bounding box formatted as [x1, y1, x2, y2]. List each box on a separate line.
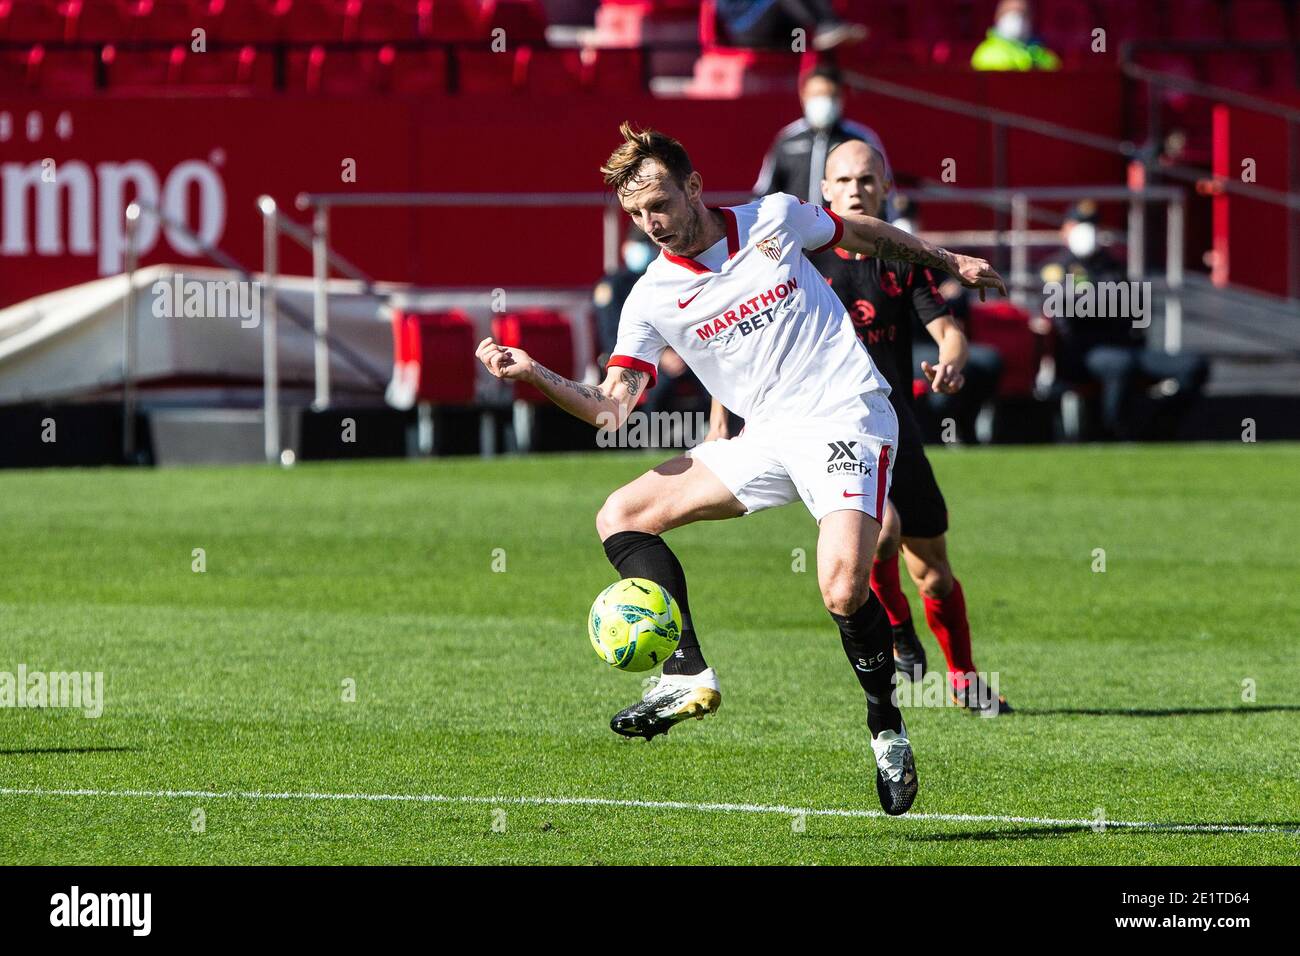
[1067, 222, 1097, 259]
[996, 11, 1028, 41]
[803, 95, 841, 130]
[622, 241, 654, 274]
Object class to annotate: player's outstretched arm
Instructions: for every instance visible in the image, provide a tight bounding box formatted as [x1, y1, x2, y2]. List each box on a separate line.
[922, 315, 969, 394]
[835, 213, 1008, 301]
[475, 337, 647, 430]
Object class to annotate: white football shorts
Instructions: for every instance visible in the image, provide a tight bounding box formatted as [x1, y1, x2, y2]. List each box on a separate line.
[687, 389, 898, 523]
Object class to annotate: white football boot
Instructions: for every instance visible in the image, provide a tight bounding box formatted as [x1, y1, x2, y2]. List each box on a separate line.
[871, 721, 918, 815]
[610, 668, 722, 740]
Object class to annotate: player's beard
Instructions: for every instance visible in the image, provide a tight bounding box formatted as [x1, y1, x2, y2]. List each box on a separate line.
[671, 207, 708, 257]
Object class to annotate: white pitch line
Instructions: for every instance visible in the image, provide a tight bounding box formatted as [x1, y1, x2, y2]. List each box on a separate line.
[0, 787, 1291, 835]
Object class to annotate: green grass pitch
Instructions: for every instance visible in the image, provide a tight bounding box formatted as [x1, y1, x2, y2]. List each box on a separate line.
[1, 443, 1298, 864]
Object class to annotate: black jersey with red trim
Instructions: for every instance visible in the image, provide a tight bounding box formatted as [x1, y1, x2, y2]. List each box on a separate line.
[810, 247, 952, 396]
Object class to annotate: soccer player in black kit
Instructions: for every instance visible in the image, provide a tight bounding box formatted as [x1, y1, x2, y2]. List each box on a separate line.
[709, 139, 1011, 715]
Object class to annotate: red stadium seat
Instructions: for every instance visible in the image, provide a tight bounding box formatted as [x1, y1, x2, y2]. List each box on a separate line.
[492, 311, 575, 404]
[966, 301, 1039, 399]
[288, 44, 404, 94]
[1094, 0, 1166, 44]
[480, 0, 547, 43]
[583, 47, 643, 92]
[592, 1, 697, 48]
[457, 47, 520, 92]
[0, 0, 71, 42]
[1203, 51, 1270, 91]
[1164, 0, 1226, 41]
[283, 0, 361, 41]
[383, 44, 448, 93]
[356, 0, 419, 40]
[24, 42, 98, 92]
[1229, 0, 1294, 42]
[520, 47, 584, 93]
[391, 310, 478, 405]
[178, 43, 273, 90]
[102, 43, 187, 89]
[426, 0, 482, 40]
[684, 48, 802, 98]
[1036, 0, 1097, 53]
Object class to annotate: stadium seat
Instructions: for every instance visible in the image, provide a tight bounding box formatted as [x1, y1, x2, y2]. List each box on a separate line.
[102, 43, 187, 89]
[492, 311, 575, 404]
[1228, 0, 1294, 42]
[480, 0, 547, 44]
[178, 43, 273, 90]
[382, 44, 449, 93]
[391, 309, 478, 405]
[519, 46, 584, 93]
[1094, 0, 1166, 44]
[356, 0, 419, 40]
[1164, 0, 1226, 41]
[592, 1, 697, 48]
[1203, 51, 1271, 91]
[966, 301, 1040, 399]
[283, 0, 361, 41]
[684, 48, 803, 98]
[583, 47, 643, 92]
[0, 0, 71, 42]
[24, 42, 98, 92]
[1036, 0, 1097, 53]
[287, 44, 406, 94]
[456, 47, 521, 92]
[426, 0, 482, 40]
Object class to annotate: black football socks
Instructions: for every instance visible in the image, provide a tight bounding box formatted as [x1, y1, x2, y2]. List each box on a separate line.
[831, 592, 903, 736]
[601, 530, 707, 676]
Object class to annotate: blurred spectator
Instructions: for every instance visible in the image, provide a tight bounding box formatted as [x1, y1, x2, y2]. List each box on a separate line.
[971, 0, 1060, 72]
[895, 197, 1004, 443]
[1040, 202, 1209, 439]
[718, 0, 866, 51]
[753, 63, 894, 215]
[594, 229, 705, 418]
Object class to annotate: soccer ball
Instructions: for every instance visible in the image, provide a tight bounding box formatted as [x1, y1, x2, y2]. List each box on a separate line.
[587, 577, 682, 672]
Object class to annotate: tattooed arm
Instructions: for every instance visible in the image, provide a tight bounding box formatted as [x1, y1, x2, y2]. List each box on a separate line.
[834, 214, 1007, 300]
[475, 337, 648, 429]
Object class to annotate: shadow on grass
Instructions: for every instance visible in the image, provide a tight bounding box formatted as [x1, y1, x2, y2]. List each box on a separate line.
[1014, 705, 1300, 717]
[0, 746, 139, 756]
[906, 821, 1300, 842]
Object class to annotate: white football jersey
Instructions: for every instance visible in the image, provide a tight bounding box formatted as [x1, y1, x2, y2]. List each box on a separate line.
[609, 192, 888, 424]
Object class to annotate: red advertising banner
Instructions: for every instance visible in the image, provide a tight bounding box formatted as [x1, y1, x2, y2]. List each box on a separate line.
[0, 71, 1125, 309]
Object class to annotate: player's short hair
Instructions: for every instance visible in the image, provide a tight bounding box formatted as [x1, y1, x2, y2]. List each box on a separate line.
[601, 122, 694, 197]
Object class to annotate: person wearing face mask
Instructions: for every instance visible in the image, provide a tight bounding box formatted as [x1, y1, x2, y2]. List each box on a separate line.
[753, 64, 895, 220]
[594, 228, 705, 419]
[1040, 201, 1209, 439]
[971, 0, 1060, 72]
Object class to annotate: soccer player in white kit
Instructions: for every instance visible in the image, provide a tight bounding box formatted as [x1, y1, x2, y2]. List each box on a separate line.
[476, 123, 1004, 814]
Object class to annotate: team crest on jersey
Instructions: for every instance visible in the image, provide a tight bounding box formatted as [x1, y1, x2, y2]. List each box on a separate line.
[757, 235, 783, 261]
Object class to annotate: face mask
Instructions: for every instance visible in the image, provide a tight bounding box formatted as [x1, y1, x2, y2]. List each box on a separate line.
[803, 95, 841, 130]
[996, 11, 1028, 41]
[622, 242, 654, 274]
[1067, 222, 1097, 259]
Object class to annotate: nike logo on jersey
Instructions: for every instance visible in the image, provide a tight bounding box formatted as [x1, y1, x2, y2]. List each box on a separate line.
[842, 489, 874, 498]
[678, 289, 703, 308]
